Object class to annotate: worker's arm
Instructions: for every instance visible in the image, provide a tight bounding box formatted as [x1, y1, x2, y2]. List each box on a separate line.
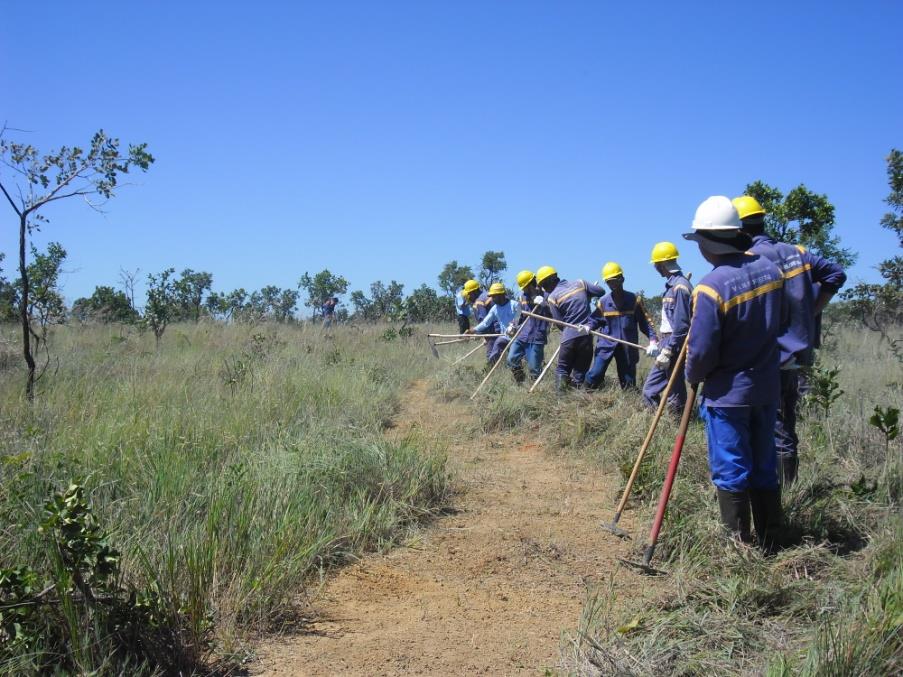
[685, 291, 722, 385]
[805, 250, 847, 315]
[664, 286, 692, 352]
[635, 300, 658, 342]
[583, 281, 606, 299]
[471, 304, 498, 334]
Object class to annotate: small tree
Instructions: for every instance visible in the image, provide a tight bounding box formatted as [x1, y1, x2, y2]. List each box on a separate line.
[298, 269, 348, 315]
[405, 284, 453, 322]
[172, 269, 213, 322]
[842, 149, 903, 358]
[15, 242, 67, 379]
[437, 260, 474, 297]
[0, 127, 154, 399]
[0, 253, 16, 321]
[478, 250, 507, 288]
[72, 285, 138, 324]
[144, 268, 175, 347]
[118, 267, 141, 312]
[744, 181, 856, 267]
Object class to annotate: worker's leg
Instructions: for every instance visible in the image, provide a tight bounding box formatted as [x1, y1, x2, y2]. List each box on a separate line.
[701, 404, 754, 542]
[585, 349, 613, 389]
[487, 337, 509, 365]
[613, 347, 635, 389]
[506, 339, 527, 383]
[775, 369, 800, 486]
[457, 315, 470, 334]
[748, 402, 782, 552]
[642, 364, 668, 408]
[570, 336, 594, 387]
[556, 339, 577, 391]
[524, 342, 544, 380]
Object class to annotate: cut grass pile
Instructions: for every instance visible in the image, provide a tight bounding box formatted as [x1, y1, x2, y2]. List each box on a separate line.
[437, 325, 902, 675]
[0, 322, 449, 674]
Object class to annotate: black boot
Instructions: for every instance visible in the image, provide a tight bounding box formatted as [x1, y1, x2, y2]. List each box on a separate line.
[716, 489, 753, 544]
[510, 365, 525, 384]
[779, 455, 798, 488]
[750, 489, 784, 555]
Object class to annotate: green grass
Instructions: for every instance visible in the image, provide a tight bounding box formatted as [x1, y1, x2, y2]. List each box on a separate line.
[435, 325, 903, 676]
[0, 321, 450, 673]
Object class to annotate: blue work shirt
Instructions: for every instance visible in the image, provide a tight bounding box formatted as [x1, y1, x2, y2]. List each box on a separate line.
[474, 298, 519, 334]
[516, 293, 550, 344]
[546, 279, 606, 343]
[660, 273, 693, 354]
[587, 291, 657, 362]
[455, 290, 472, 318]
[472, 291, 494, 327]
[686, 253, 784, 407]
[750, 234, 846, 366]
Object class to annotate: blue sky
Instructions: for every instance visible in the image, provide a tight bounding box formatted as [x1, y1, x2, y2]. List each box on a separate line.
[2, 1, 900, 312]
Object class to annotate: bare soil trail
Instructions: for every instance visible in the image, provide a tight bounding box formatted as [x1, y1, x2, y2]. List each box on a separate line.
[255, 380, 657, 676]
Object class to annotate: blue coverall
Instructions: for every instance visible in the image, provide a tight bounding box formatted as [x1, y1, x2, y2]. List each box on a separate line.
[686, 252, 785, 493]
[642, 273, 692, 413]
[473, 298, 518, 364]
[749, 235, 846, 483]
[546, 279, 606, 388]
[455, 290, 472, 334]
[472, 291, 497, 361]
[585, 291, 657, 389]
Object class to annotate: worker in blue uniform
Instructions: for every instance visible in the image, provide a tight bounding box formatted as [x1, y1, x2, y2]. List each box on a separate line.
[684, 196, 786, 551]
[642, 242, 692, 414]
[733, 195, 847, 487]
[585, 262, 658, 389]
[471, 286, 496, 362]
[467, 282, 518, 365]
[456, 279, 481, 334]
[506, 270, 549, 382]
[536, 266, 606, 390]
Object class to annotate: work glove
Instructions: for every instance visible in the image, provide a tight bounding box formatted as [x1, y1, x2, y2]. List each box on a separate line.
[533, 295, 544, 306]
[577, 324, 592, 336]
[506, 323, 517, 337]
[655, 347, 672, 367]
[645, 340, 660, 357]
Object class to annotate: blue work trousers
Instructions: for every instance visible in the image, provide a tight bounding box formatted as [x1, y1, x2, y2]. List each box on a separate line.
[586, 347, 636, 389]
[642, 351, 686, 414]
[486, 336, 510, 365]
[776, 369, 799, 462]
[700, 403, 780, 493]
[507, 340, 544, 378]
[556, 336, 593, 388]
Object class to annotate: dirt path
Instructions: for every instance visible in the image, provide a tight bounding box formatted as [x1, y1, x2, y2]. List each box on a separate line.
[255, 380, 654, 676]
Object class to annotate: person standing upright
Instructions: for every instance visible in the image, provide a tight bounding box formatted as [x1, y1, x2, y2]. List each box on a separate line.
[684, 196, 785, 551]
[642, 243, 692, 414]
[456, 279, 481, 334]
[733, 195, 847, 486]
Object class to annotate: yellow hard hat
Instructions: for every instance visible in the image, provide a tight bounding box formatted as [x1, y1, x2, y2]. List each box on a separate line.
[463, 279, 480, 294]
[536, 265, 557, 284]
[650, 242, 679, 264]
[732, 195, 766, 220]
[602, 262, 624, 281]
[488, 282, 506, 296]
[516, 270, 535, 290]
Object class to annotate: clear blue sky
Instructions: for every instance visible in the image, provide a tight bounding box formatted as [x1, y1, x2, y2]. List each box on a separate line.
[2, 1, 901, 311]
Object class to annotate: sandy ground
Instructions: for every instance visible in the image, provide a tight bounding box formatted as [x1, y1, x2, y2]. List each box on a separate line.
[254, 380, 656, 676]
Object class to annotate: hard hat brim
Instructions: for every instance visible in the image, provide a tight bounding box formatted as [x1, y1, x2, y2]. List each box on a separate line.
[682, 231, 752, 256]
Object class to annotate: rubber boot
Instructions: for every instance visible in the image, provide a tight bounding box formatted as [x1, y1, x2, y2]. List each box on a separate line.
[779, 455, 798, 488]
[716, 489, 753, 544]
[510, 364, 525, 384]
[750, 489, 784, 555]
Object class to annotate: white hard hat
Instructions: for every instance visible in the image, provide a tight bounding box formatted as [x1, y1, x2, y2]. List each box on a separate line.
[692, 196, 741, 231]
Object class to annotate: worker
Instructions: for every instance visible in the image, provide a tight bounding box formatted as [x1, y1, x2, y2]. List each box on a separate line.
[471, 284, 497, 361]
[684, 196, 785, 551]
[642, 242, 692, 413]
[585, 262, 658, 389]
[321, 296, 338, 328]
[536, 265, 606, 390]
[506, 270, 549, 382]
[467, 282, 518, 365]
[733, 195, 847, 486]
[456, 279, 481, 334]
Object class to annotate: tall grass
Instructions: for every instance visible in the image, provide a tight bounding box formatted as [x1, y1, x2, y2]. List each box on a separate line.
[435, 325, 903, 675]
[0, 321, 450, 673]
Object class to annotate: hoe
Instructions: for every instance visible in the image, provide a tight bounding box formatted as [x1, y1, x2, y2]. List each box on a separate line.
[619, 382, 698, 576]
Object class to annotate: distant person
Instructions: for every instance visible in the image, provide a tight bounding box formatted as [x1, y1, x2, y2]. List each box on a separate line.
[456, 279, 481, 334]
[684, 196, 785, 550]
[537, 265, 605, 390]
[321, 297, 338, 328]
[642, 242, 692, 414]
[585, 262, 658, 390]
[506, 270, 550, 382]
[467, 282, 518, 365]
[471, 283, 497, 361]
[733, 195, 847, 486]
